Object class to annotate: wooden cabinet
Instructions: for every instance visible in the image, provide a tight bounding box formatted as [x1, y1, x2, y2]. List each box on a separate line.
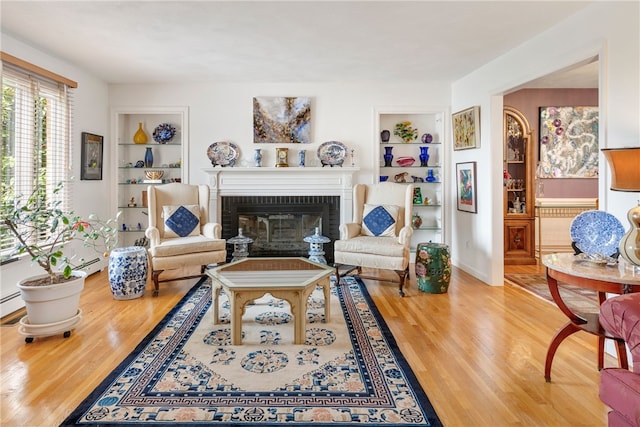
[112, 107, 189, 247]
[375, 108, 447, 256]
[503, 106, 536, 264]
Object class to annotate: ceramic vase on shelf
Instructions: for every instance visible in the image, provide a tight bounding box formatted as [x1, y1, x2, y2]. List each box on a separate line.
[254, 148, 262, 167]
[412, 213, 423, 229]
[426, 169, 436, 182]
[298, 149, 306, 167]
[383, 146, 394, 167]
[419, 146, 430, 167]
[133, 122, 148, 144]
[381, 129, 390, 143]
[144, 147, 154, 168]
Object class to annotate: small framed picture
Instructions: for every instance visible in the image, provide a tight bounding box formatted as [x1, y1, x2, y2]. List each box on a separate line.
[452, 106, 480, 150]
[80, 132, 103, 180]
[456, 161, 477, 213]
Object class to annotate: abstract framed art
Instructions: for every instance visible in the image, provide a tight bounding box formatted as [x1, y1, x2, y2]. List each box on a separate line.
[80, 132, 103, 180]
[253, 97, 311, 144]
[456, 161, 477, 213]
[452, 106, 480, 150]
[538, 106, 599, 178]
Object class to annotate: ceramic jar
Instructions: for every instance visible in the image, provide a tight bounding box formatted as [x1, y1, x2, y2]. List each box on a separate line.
[254, 148, 262, 167]
[412, 214, 423, 229]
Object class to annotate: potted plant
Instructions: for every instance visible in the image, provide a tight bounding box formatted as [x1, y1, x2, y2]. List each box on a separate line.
[2, 182, 120, 338]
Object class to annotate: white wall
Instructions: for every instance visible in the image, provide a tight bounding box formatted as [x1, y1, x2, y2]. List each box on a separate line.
[451, 2, 639, 285]
[0, 34, 111, 316]
[108, 82, 451, 199]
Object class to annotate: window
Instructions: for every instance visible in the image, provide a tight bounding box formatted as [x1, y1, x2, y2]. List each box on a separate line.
[1, 56, 75, 261]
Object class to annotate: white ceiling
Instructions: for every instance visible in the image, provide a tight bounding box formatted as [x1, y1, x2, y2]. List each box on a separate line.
[1, 1, 598, 87]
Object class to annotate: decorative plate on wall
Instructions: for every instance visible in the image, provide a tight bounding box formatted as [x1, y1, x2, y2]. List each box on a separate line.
[207, 141, 239, 167]
[317, 141, 347, 167]
[570, 210, 625, 256]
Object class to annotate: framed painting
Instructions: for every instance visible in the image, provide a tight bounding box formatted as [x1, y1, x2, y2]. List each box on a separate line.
[538, 106, 599, 178]
[452, 106, 480, 150]
[80, 132, 103, 180]
[456, 161, 477, 213]
[253, 97, 311, 143]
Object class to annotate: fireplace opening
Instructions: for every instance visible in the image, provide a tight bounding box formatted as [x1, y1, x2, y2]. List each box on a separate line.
[221, 196, 340, 263]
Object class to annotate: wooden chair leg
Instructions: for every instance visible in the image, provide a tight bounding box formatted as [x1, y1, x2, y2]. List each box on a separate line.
[152, 270, 163, 297]
[395, 268, 409, 297]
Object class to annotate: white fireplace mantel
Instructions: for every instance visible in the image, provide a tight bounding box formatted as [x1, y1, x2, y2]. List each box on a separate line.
[203, 167, 360, 224]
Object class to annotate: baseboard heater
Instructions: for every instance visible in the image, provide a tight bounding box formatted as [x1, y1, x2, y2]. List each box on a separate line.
[74, 256, 104, 276]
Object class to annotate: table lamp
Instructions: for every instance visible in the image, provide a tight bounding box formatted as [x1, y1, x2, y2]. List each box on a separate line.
[602, 147, 640, 266]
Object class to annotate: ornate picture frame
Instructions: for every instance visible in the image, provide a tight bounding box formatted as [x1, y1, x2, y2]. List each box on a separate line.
[456, 161, 477, 213]
[452, 106, 480, 150]
[80, 132, 103, 180]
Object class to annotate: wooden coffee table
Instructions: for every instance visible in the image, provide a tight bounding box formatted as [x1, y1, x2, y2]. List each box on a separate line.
[207, 257, 334, 345]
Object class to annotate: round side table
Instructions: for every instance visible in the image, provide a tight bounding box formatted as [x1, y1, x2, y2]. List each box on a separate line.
[304, 227, 331, 264]
[108, 246, 148, 300]
[228, 228, 253, 261]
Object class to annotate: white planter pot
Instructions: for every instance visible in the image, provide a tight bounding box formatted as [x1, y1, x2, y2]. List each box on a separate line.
[17, 271, 86, 325]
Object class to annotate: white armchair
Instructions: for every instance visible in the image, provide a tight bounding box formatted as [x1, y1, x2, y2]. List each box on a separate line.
[334, 182, 414, 296]
[145, 183, 226, 296]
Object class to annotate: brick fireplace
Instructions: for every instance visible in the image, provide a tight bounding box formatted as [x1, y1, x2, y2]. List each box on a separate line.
[221, 195, 340, 262]
[204, 167, 359, 261]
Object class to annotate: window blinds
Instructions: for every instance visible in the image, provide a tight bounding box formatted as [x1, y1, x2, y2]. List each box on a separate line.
[0, 62, 75, 257]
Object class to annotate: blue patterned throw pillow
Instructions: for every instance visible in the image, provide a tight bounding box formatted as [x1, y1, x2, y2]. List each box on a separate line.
[362, 204, 399, 237]
[163, 205, 200, 238]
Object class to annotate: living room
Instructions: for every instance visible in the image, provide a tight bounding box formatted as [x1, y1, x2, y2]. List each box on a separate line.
[1, 2, 638, 426]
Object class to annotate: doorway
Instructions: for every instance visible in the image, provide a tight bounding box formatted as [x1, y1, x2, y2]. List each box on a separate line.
[502, 58, 600, 281]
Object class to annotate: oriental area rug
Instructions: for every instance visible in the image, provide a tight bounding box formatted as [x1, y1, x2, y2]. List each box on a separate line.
[61, 276, 442, 426]
[504, 273, 598, 313]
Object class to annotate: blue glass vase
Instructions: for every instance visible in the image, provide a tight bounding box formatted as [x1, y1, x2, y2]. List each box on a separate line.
[383, 146, 394, 167]
[144, 147, 153, 168]
[419, 146, 430, 167]
[426, 169, 436, 182]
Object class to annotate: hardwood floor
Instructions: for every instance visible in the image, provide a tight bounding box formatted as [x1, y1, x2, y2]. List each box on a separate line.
[0, 263, 612, 426]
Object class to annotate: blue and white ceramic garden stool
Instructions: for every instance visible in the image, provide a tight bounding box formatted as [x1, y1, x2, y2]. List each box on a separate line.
[303, 227, 331, 264]
[108, 246, 148, 300]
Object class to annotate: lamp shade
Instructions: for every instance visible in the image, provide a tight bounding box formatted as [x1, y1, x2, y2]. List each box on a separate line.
[602, 147, 640, 191]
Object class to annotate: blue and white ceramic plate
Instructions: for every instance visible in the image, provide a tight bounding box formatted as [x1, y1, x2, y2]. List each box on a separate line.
[152, 123, 176, 144]
[317, 141, 347, 166]
[207, 141, 239, 166]
[570, 210, 625, 256]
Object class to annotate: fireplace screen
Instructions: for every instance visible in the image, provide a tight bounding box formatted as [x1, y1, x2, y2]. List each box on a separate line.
[221, 196, 340, 263]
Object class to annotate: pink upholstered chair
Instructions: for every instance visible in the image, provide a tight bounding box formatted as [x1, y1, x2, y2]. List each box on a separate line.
[599, 292, 640, 427]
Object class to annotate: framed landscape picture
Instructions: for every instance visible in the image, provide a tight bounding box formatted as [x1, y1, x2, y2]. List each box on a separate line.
[456, 161, 477, 213]
[452, 106, 480, 150]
